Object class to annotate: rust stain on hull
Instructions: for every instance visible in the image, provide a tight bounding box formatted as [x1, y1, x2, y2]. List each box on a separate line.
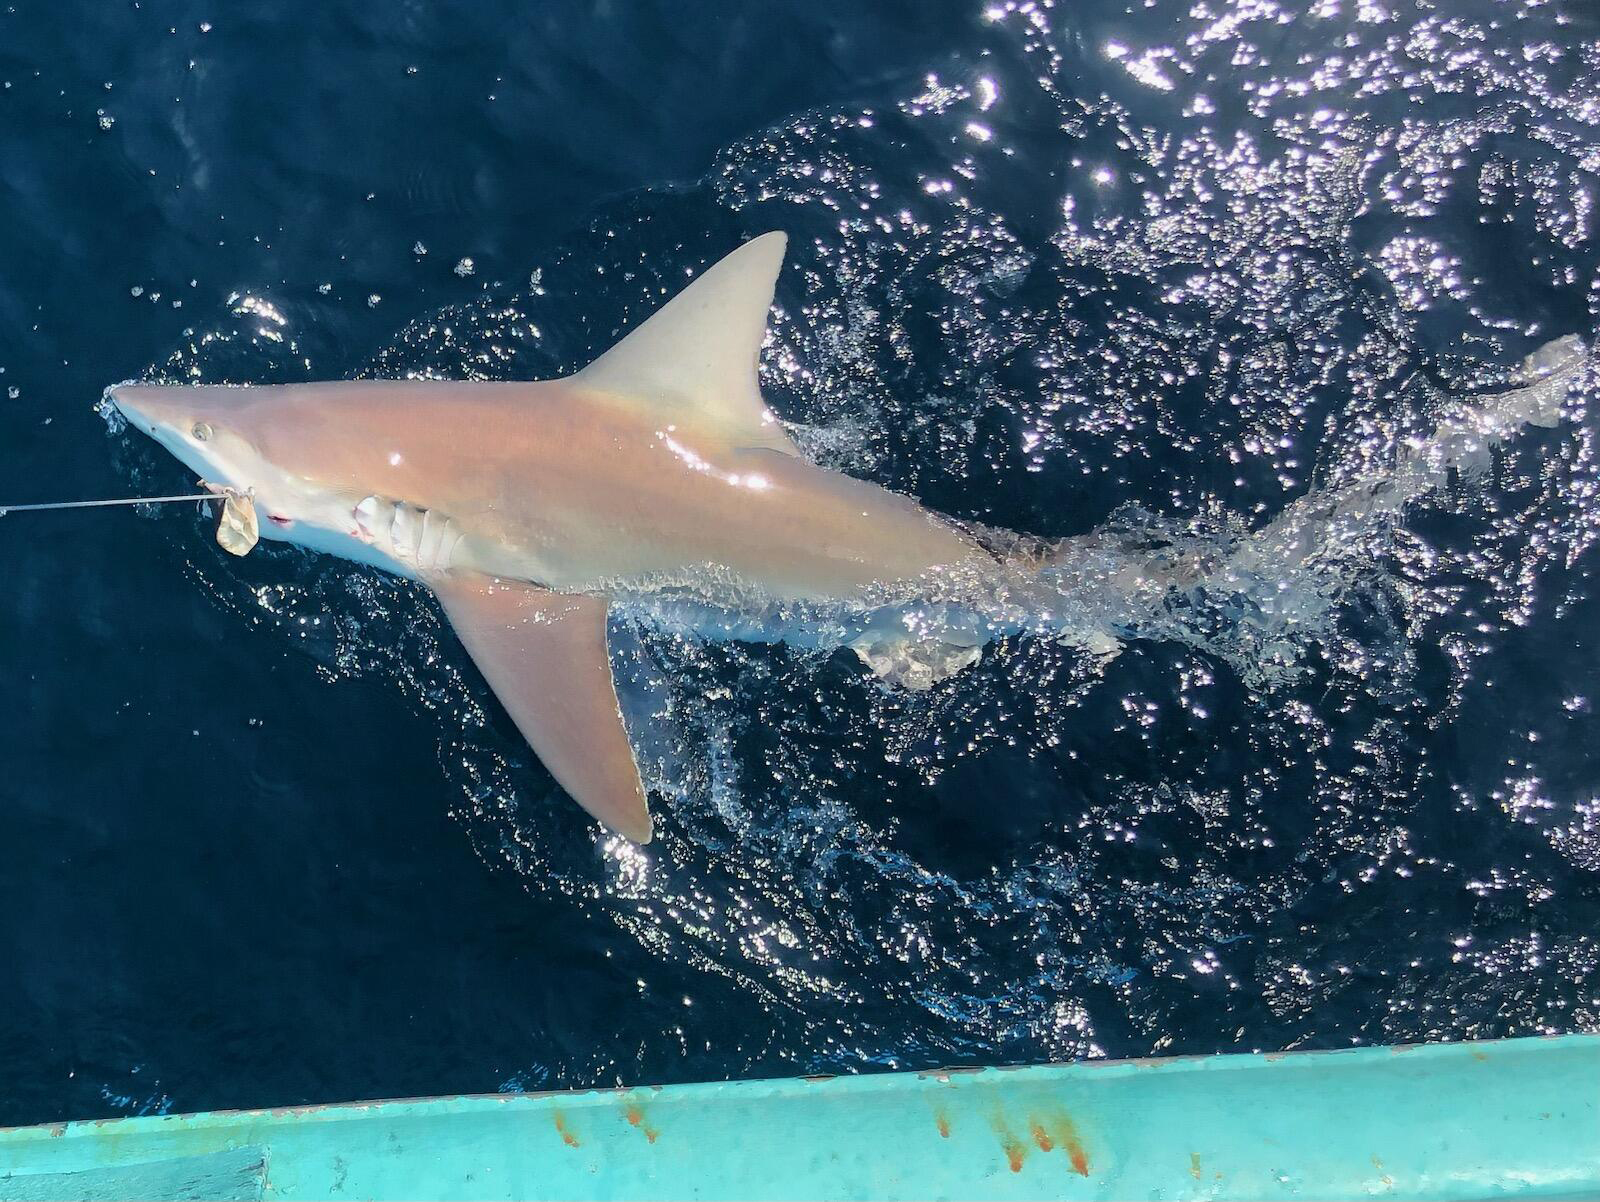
[1033, 1110, 1091, 1177]
[1004, 1139, 1027, 1172]
[987, 1110, 1028, 1173]
[990, 1106, 1090, 1176]
[1030, 1120, 1054, 1153]
[624, 1104, 659, 1144]
[552, 1111, 580, 1148]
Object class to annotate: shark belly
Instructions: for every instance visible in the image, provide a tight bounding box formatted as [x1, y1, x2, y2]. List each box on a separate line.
[253, 491, 465, 584]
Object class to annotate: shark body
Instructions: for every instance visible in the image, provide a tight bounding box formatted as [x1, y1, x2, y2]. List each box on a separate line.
[110, 233, 1004, 843]
[109, 230, 1590, 845]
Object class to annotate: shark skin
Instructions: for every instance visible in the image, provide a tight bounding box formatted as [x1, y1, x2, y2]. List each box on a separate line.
[108, 233, 997, 844]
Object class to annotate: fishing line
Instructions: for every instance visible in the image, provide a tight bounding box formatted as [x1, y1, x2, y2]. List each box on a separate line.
[0, 491, 220, 514]
[0, 483, 260, 555]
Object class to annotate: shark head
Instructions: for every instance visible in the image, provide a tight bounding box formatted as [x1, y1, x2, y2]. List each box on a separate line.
[107, 382, 369, 544]
[110, 383, 264, 492]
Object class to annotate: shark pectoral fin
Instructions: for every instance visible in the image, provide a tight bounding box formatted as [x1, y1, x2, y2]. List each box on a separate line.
[433, 575, 653, 844]
[576, 231, 801, 457]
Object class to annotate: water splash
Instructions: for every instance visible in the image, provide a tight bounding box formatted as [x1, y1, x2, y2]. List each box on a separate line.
[1078, 334, 1593, 690]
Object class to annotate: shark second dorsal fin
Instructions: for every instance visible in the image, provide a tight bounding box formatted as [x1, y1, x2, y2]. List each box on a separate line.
[576, 232, 799, 455]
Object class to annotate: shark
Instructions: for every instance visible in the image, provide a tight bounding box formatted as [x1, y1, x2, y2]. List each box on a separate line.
[108, 233, 1015, 844]
[108, 231, 1589, 845]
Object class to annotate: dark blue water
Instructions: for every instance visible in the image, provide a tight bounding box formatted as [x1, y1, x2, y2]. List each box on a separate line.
[3, 0, 1599, 1127]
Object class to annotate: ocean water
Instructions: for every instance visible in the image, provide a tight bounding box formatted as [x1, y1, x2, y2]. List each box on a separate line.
[2, 0, 1598, 1126]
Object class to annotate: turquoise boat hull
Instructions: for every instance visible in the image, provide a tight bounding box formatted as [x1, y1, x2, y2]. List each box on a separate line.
[2, 1034, 1596, 1200]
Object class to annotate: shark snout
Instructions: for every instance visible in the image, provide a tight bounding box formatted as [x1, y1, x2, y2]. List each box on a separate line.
[107, 384, 141, 427]
[107, 383, 173, 436]
[106, 381, 240, 486]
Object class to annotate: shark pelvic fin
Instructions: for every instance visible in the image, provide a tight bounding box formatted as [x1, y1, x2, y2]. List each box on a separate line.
[433, 575, 652, 843]
[577, 231, 800, 455]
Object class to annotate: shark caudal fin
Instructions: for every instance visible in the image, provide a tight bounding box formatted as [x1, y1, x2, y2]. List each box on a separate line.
[433, 575, 652, 844]
[576, 231, 801, 456]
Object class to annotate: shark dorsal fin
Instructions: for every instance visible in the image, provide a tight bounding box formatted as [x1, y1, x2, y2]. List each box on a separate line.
[577, 232, 799, 455]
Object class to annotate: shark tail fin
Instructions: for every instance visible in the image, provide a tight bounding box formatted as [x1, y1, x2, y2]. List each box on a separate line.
[576, 232, 801, 456]
[1490, 334, 1588, 429]
[434, 575, 652, 844]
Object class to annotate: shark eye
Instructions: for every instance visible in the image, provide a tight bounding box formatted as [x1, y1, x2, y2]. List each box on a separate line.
[192, 422, 213, 442]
